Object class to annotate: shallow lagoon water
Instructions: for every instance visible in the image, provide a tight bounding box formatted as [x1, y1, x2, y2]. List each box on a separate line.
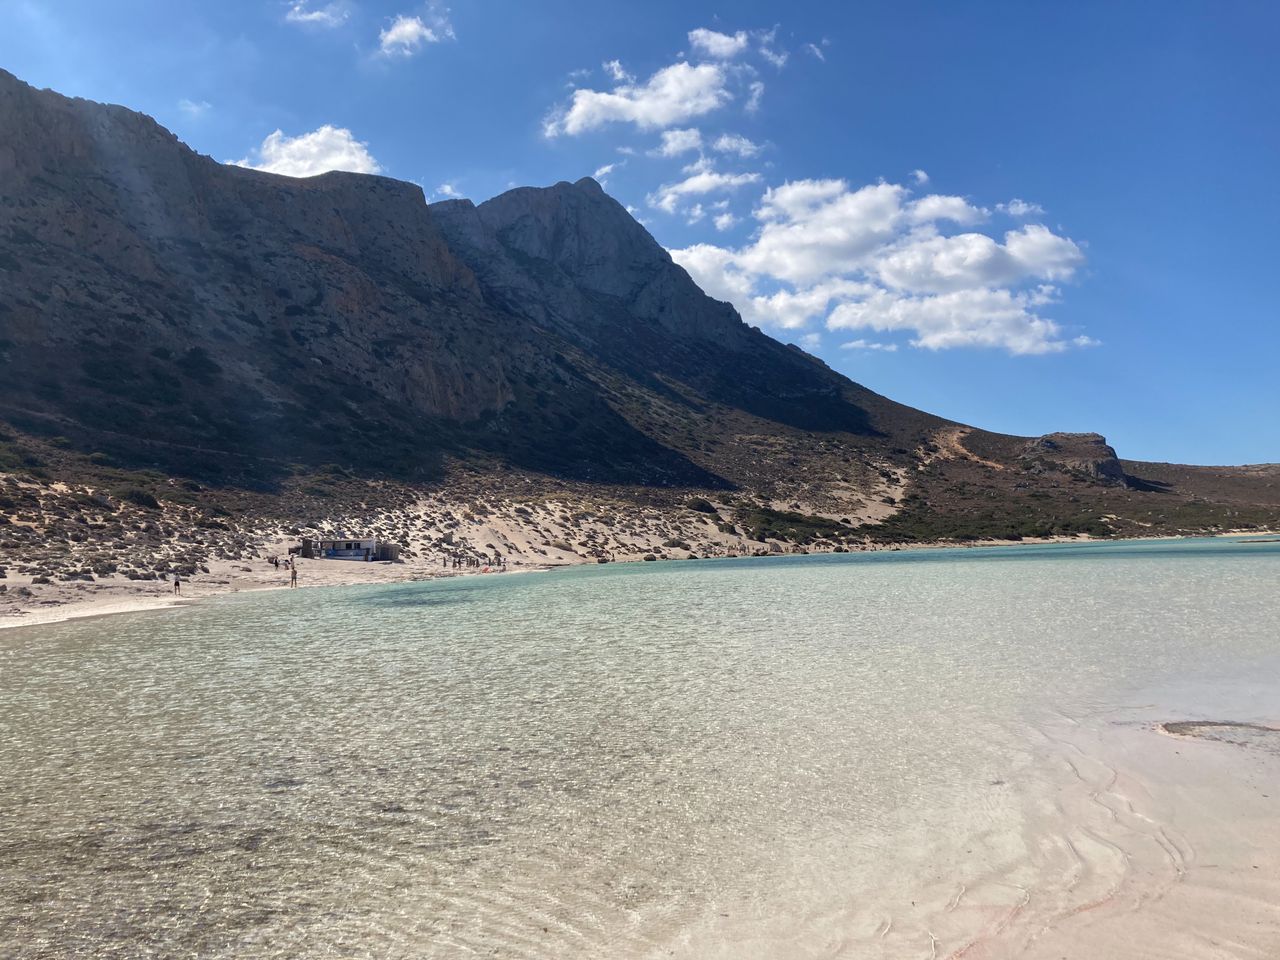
[1, 537, 1278, 957]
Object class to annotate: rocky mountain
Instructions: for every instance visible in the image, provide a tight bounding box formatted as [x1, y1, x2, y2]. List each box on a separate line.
[1, 67, 1278, 558]
[0, 67, 925, 491]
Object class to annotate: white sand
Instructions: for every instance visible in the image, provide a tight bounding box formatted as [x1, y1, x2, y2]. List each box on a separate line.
[0, 549, 551, 631]
[656, 711, 1280, 959]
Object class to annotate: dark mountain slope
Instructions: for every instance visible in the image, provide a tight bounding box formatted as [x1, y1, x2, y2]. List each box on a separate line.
[0, 72, 732, 486]
[0, 68, 1276, 553]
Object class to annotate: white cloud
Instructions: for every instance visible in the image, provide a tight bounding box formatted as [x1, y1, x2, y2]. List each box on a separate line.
[602, 59, 633, 83]
[840, 339, 899, 352]
[739, 279, 872, 329]
[592, 161, 624, 186]
[178, 98, 211, 118]
[232, 125, 381, 178]
[828, 287, 1074, 355]
[379, 13, 452, 56]
[285, 1, 350, 27]
[688, 28, 749, 59]
[647, 167, 762, 214]
[532, 28, 1089, 357]
[675, 248, 870, 330]
[738, 180, 907, 284]
[669, 176, 1090, 353]
[756, 25, 788, 68]
[874, 232, 1057, 294]
[671, 242, 757, 305]
[653, 127, 703, 156]
[545, 62, 730, 136]
[998, 198, 1046, 217]
[760, 48, 788, 68]
[907, 194, 987, 225]
[435, 181, 461, 198]
[760, 46, 788, 68]
[1003, 224, 1085, 277]
[712, 133, 760, 157]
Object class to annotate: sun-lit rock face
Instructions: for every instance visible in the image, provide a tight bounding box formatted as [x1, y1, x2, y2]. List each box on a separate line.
[433, 177, 748, 344]
[429, 177, 896, 441]
[0, 69, 508, 439]
[1024, 433, 1130, 485]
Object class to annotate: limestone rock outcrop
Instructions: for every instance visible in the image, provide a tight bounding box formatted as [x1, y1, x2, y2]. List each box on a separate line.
[1023, 433, 1130, 485]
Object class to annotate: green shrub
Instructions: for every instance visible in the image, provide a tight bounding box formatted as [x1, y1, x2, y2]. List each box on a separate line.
[175, 347, 222, 384]
[116, 488, 160, 510]
[737, 507, 847, 544]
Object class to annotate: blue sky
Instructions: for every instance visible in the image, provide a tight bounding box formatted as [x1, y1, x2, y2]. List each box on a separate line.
[4, 1, 1277, 464]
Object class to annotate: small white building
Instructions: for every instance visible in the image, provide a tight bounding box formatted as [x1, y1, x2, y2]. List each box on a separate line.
[301, 537, 401, 561]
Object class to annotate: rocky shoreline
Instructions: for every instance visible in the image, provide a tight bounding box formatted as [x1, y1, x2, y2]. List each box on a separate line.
[5, 479, 1272, 630]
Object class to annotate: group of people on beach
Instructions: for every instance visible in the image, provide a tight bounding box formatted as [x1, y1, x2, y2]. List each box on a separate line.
[443, 552, 507, 572]
[268, 554, 299, 587]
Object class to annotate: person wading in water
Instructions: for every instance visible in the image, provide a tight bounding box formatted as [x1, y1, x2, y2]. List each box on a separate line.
[290, 564, 298, 588]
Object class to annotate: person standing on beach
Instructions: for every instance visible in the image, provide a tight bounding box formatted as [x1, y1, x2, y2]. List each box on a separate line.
[290, 564, 298, 588]
[173, 575, 182, 596]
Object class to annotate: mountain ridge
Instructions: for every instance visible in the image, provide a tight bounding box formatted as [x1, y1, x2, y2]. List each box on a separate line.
[0, 66, 940, 490]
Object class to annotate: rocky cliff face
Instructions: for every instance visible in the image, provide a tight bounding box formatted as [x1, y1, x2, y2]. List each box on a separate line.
[1023, 433, 1130, 485]
[431, 182, 911, 437]
[0, 68, 940, 490]
[432, 178, 748, 345]
[0, 70, 527, 477]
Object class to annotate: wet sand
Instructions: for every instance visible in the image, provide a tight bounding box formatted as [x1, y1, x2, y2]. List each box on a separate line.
[655, 711, 1280, 959]
[1012, 714, 1280, 959]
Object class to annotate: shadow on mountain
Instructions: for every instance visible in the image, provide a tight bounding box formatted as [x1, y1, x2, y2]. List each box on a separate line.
[1123, 474, 1174, 493]
[458, 379, 731, 488]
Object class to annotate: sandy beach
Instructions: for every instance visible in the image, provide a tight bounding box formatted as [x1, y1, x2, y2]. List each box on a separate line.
[5, 527, 1274, 633]
[0, 548, 553, 631]
[0, 537, 1094, 631]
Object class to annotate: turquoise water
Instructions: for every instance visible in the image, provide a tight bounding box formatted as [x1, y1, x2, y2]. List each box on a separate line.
[1, 537, 1277, 957]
